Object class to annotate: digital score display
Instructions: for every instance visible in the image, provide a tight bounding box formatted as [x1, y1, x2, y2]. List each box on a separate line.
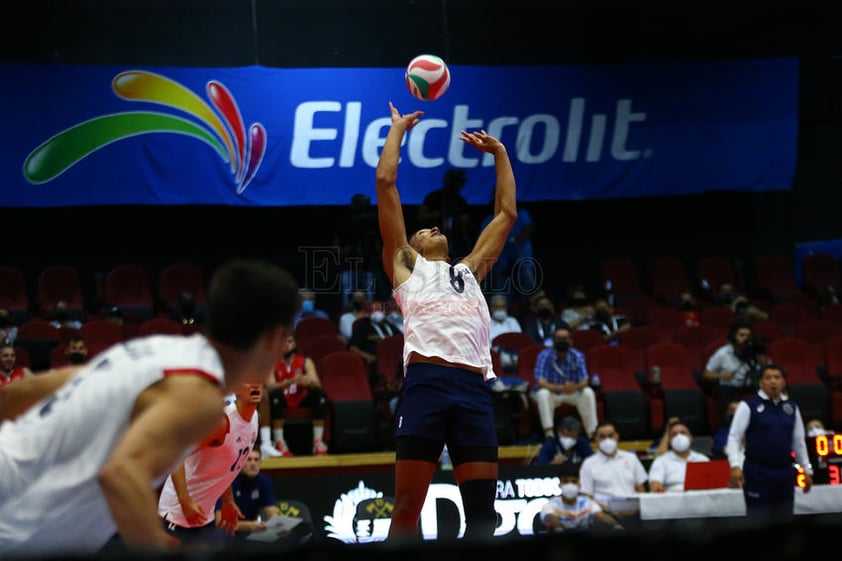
[801, 433, 842, 487]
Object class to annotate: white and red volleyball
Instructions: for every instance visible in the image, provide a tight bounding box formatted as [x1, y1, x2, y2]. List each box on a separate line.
[405, 54, 451, 101]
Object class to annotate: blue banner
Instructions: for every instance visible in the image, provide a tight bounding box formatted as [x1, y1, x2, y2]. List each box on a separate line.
[0, 59, 797, 207]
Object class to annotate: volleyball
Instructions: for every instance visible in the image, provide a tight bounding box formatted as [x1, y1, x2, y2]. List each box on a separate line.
[405, 54, 451, 101]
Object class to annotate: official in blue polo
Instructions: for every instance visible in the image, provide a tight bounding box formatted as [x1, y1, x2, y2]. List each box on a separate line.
[725, 364, 813, 521]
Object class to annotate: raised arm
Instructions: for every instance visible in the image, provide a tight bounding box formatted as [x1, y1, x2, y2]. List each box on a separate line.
[461, 131, 517, 281]
[375, 102, 423, 285]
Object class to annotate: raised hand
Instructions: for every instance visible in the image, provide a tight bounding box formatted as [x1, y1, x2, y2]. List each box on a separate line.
[460, 130, 504, 154]
[389, 101, 424, 130]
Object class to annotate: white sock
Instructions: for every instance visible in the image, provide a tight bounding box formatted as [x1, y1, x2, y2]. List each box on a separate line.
[260, 426, 272, 447]
[313, 425, 324, 442]
[273, 427, 285, 446]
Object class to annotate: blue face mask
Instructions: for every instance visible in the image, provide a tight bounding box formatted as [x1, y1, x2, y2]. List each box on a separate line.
[301, 300, 315, 313]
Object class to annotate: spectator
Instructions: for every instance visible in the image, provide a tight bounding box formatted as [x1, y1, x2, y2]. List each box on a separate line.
[293, 288, 331, 328]
[259, 335, 329, 457]
[531, 325, 598, 439]
[415, 168, 473, 260]
[703, 320, 768, 426]
[717, 283, 769, 323]
[522, 295, 563, 347]
[488, 294, 523, 370]
[0, 343, 32, 387]
[534, 414, 594, 466]
[49, 300, 83, 330]
[806, 417, 831, 437]
[561, 285, 595, 331]
[727, 364, 813, 522]
[338, 290, 369, 342]
[349, 302, 401, 385]
[589, 297, 630, 344]
[216, 449, 279, 541]
[171, 291, 201, 326]
[0, 308, 19, 345]
[678, 292, 700, 327]
[647, 421, 711, 492]
[579, 420, 648, 521]
[539, 462, 622, 533]
[648, 415, 681, 457]
[50, 334, 89, 368]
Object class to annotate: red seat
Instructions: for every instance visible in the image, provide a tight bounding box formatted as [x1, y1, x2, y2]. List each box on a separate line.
[618, 325, 663, 375]
[750, 320, 783, 347]
[820, 303, 842, 328]
[79, 319, 125, 349]
[795, 318, 837, 368]
[375, 334, 404, 389]
[37, 265, 85, 320]
[137, 317, 185, 337]
[648, 307, 685, 337]
[768, 337, 827, 422]
[295, 316, 339, 344]
[492, 331, 536, 373]
[587, 344, 651, 438]
[571, 329, 606, 355]
[754, 254, 801, 300]
[673, 325, 726, 373]
[699, 306, 737, 332]
[802, 253, 840, 300]
[0, 266, 30, 323]
[599, 257, 644, 305]
[622, 297, 662, 326]
[319, 351, 378, 453]
[695, 256, 738, 294]
[646, 342, 707, 434]
[298, 334, 348, 372]
[103, 264, 155, 321]
[13, 346, 31, 369]
[770, 301, 812, 336]
[50, 344, 68, 369]
[15, 319, 62, 371]
[649, 256, 690, 306]
[158, 262, 208, 316]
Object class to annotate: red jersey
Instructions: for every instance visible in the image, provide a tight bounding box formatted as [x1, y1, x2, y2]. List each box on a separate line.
[273, 353, 308, 407]
[0, 367, 26, 387]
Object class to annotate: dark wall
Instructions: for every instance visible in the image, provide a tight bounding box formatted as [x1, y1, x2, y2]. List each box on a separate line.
[4, 0, 842, 310]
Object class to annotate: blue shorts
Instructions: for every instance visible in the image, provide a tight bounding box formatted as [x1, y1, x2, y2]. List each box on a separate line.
[395, 362, 497, 447]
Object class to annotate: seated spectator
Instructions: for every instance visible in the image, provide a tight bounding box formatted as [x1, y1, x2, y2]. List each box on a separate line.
[348, 303, 401, 386]
[0, 342, 33, 387]
[259, 335, 329, 457]
[648, 415, 681, 457]
[589, 297, 630, 344]
[338, 290, 369, 341]
[717, 283, 769, 323]
[293, 288, 331, 328]
[488, 294, 524, 370]
[215, 449, 279, 541]
[0, 308, 18, 345]
[52, 335, 89, 368]
[49, 300, 83, 330]
[540, 462, 623, 533]
[806, 418, 831, 437]
[678, 292, 700, 327]
[523, 295, 564, 347]
[647, 421, 710, 492]
[561, 285, 595, 331]
[534, 414, 594, 466]
[531, 326, 598, 439]
[384, 297, 404, 334]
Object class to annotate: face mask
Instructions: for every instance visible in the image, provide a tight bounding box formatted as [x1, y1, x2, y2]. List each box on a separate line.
[670, 433, 691, 453]
[537, 308, 552, 320]
[68, 352, 86, 365]
[559, 436, 576, 450]
[492, 310, 507, 321]
[561, 483, 580, 500]
[807, 427, 824, 438]
[598, 437, 618, 455]
[370, 311, 385, 323]
[301, 300, 315, 313]
[554, 340, 570, 353]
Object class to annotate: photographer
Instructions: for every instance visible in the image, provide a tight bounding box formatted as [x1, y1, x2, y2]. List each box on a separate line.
[703, 321, 768, 425]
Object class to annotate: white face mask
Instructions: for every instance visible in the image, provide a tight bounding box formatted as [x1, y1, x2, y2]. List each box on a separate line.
[598, 437, 618, 455]
[370, 311, 385, 323]
[559, 436, 577, 450]
[671, 433, 691, 453]
[807, 427, 824, 438]
[561, 483, 579, 500]
[492, 310, 507, 321]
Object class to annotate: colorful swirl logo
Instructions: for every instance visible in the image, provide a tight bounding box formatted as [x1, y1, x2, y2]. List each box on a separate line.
[23, 70, 266, 194]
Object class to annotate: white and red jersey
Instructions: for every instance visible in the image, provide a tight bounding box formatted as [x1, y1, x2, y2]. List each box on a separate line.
[0, 367, 26, 387]
[272, 354, 308, 407]
[0, 333, 225, 556]
[157, 401, 258, 527]
[394, 254, 495, 381]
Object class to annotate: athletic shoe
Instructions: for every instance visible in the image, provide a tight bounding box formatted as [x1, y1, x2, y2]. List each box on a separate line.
[276, 441, 295, 457]
[312, 439, 328, 456]
[260, 441, 282, 458]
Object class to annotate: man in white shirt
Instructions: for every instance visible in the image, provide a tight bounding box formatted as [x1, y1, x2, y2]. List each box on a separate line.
[648, 421, 710, 492]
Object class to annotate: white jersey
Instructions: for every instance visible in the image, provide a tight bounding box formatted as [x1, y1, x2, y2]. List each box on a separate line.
[157, 401, 258, 527]
[394, 254, 495, 380]
[0, 334, 225, 556]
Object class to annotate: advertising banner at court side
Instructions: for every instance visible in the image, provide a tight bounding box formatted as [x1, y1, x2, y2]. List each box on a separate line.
[0, 59, 796, 207]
